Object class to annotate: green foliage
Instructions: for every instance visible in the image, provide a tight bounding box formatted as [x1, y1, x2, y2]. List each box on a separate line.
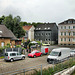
[31, 58, 75, 75]
[0, 47, 5, 52]
[28, 43, 35, 49]
[7, 43, 11, 48]
[20, 21, 44, 27]
[3, 14, 14, 32]
[36, 41, 41, 45]
[16, 45, 21, 48]
[2, 14, 25, 38]
[0, 15, 5, 24]
[0, 56, 4, 59]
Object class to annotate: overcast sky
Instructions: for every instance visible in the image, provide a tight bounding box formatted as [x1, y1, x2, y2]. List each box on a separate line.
[0, 0, 75, 24]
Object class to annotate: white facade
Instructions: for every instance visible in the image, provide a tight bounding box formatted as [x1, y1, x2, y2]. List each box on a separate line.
[58, 22, 75, 45]
[28, 26, 35, 41]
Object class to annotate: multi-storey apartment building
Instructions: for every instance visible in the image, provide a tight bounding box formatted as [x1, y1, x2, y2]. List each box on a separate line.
[34, 23, 58, 45]
[58, 19, 75, 45]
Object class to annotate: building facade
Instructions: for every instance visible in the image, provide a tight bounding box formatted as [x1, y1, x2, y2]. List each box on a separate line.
[58, 19, 75, 45]
[23, 25, 35, 41]
[0, 24, 21, 47]
[34, 23, 58, 45]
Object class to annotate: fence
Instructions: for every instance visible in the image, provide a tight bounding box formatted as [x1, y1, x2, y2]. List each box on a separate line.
[0, 48, 22, 57]
[0, 56, 75, 75]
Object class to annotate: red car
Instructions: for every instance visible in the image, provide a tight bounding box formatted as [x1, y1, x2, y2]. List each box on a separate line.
[28, 50, 42, 58]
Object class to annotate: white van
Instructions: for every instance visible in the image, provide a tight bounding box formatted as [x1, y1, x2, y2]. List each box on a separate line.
[47, 48, 71, 64]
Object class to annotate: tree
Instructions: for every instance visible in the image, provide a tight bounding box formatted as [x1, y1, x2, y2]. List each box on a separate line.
[0, 15, 5, 24]
[2, 15, 25, 38]
[13, 16, 25, 38]
[3, 14, 14, 32]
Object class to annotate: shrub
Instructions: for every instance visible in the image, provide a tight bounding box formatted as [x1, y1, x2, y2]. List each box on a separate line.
[0, 47, 4, 52]
[7, 43, 11, 48]
[16, 45, 21, 48]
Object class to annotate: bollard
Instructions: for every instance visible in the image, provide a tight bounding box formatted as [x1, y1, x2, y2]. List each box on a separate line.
[23, 69, 25, 75]
[41, 65, 42, 75]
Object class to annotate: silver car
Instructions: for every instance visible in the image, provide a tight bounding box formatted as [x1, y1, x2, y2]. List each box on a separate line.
[4, 52, 25, 62]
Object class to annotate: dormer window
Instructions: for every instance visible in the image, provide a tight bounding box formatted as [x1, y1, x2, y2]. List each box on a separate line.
[39, 28, 41, 30]
[68, 21, 72, 24]
[73, 21, 75, 23]
[36, 28, 38, 30]
[45, 28, 47, 29]
[0, 31, 2, 33]
[48, 27, 50, 29]
[0, 31, 2, 37]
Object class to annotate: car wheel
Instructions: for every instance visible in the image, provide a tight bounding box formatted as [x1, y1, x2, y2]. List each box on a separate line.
[22, 57, 25, 60]
[34, 55, 36, 58]
[40, 54, 42, 56]
[10, 58, 14, 62]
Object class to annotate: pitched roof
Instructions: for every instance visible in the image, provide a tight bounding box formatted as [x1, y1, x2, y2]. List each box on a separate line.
[9, 30, 17, 40]
[23, 25, 32, 31]
[35, 23, 57, 30]
[58, 19, 75, 25]
[0, 24, 17, 40]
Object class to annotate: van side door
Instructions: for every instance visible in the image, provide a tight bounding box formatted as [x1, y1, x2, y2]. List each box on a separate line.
[10, 53, 17, 60]
[17, 53, 22, 59]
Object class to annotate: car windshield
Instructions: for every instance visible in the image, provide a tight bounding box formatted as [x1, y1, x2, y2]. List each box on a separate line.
[50, 51, 59, 56]
[71, 50, 75, 52]
[31, 51, 36, 53]
[5, 53, 8, 56]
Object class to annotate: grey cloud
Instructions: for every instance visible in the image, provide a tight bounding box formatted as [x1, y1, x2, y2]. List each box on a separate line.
[0, 0, 75, 24]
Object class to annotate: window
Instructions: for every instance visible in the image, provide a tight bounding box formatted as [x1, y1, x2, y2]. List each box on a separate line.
[64, 26, 66, 29]
[17, 53, 21, 55]
[36, 28, 38, 30]
[5, 53, 8, 56]
[45, 33, 47, 36]
[69, 32, 71, 36]
[10, 53, 16, 56]
[59, 52, 61, 56]
[48, 27, 50, 29]
[64, 38, 66, 41]
[45, 28, 47, 29]
[45, 39, 47, 41]
[61, 32, 63, 36]
[41, 33, 43, 36]
[0, 31, 2, 33]
[61, 38, 63, 41]
[49, 33, 50, 35]
[36, 51, 40, 53]
[49, 39, 50, 41]
[39, 28, 41, 30]
[69, 38, 70, 42]
[73, 21, 75, 23]
[68, 21, 72, 24]
[73, 32, 75, 36]
[1, 42, 5, 47]
[73, 38, 75, 42]
[61, 26, 63, 29]
[69, 26, 70, 29]
[64, 32, 66, 36]
[73, 26, 75, 29]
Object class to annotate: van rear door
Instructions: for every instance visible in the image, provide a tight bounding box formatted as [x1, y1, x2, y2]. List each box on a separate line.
[5, 53, 8, 60]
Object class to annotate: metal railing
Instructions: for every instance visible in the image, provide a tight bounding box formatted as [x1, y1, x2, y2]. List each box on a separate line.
[0, 64, 43, 75]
